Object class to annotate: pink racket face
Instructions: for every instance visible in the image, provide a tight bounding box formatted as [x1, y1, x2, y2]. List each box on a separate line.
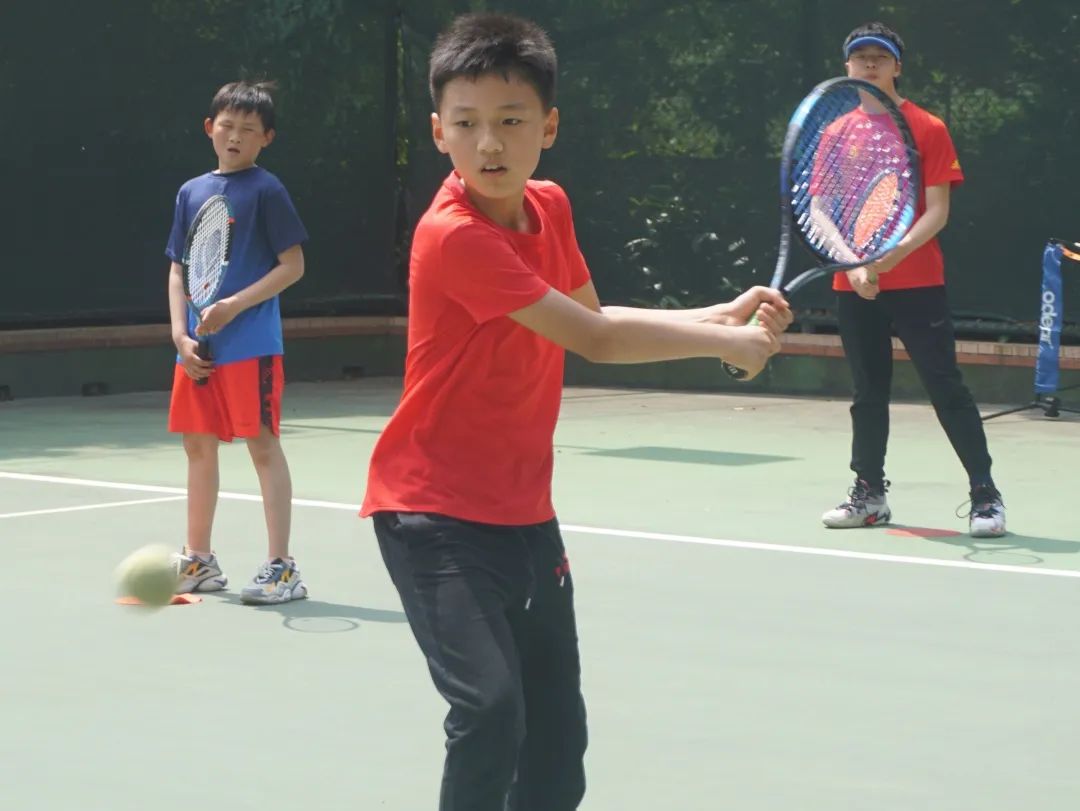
[852, 171, 900, 250]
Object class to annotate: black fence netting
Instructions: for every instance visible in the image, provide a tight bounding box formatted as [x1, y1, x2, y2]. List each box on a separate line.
[400, 0, 1080, 337]
[4, 1, 1079, 336]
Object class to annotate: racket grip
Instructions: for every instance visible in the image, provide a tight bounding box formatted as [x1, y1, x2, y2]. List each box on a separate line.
[721, 361, 750, 380]
[720, 312, 762, 381]
[195, 339, 212, 387]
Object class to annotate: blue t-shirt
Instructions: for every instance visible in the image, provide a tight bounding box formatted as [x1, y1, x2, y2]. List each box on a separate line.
[166, 166, 307, 365]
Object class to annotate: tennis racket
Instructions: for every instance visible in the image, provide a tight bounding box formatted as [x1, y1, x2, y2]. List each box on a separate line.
[181, 195, 234, 386]
[722, 77, 920, 379]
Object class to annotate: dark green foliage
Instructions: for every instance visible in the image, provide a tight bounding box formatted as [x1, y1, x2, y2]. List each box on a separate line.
[3, 1, 1077, 329]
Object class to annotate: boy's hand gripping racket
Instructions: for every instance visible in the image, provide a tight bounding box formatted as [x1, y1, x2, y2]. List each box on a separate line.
[181, 195, 234, 386]
[723, 77, 920, 379]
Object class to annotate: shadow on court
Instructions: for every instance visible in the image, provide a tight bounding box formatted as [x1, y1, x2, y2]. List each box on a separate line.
[204, 591, 407, 631]
[0, 379, 401, 463]
[924, 532, 1080, 567]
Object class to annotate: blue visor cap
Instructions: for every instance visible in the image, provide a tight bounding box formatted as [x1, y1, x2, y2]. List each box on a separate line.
[845, 35, 902, 61]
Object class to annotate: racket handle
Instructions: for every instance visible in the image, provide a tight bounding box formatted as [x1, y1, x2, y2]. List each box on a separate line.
[195, 338, 212, 387]
[721, 312, 762, 381]
[721, 361, 750, 380]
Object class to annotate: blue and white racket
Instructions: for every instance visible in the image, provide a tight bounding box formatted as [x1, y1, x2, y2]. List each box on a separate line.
[181, 195, 234, 386]
[723, 77, 920, 379]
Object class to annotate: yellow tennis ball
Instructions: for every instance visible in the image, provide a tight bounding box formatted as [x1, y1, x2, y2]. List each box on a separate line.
[115, 545, 177, 608]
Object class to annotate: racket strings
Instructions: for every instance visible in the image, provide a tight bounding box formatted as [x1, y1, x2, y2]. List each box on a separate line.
[852, 173, 900, 249]
[809, 125, 906, 256]
[789, 87, 916, 264]
[187, 202, 231, 308]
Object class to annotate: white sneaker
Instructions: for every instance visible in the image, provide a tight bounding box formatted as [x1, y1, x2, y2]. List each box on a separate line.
[240, 558, 308, 605]
[968, 485, 1006, 538]
[822, 479, 891, 528]
[173, 550, 228, 593]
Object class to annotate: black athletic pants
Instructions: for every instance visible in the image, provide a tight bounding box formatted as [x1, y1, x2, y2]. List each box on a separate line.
[837, 286, 993, 489]
[373, 511, 588, 811]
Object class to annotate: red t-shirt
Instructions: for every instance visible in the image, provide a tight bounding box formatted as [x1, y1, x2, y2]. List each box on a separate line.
[360, 173, 592, 525]
[833, 99, 964, 291]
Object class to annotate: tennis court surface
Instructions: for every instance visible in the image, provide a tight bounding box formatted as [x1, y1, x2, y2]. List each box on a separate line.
[3, 380, 1078, 810]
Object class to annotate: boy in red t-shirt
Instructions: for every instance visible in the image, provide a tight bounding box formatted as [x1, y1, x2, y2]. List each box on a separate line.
[361, 13, 792, 811]
[820, 22, 1005, 537]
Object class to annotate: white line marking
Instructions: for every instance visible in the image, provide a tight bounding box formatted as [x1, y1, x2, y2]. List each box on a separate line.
[560, 525, 1080, 580]
[0, 495, 186, 519]
[0, 471, 355, 510]
[2, 470, 1077, 580]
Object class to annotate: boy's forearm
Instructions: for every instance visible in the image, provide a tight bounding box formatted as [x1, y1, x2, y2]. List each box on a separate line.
[167, 265, 190, 348]
[601, 304, 717, 324]
[882, 207, 948, 268]
[229, 251, 304, 313]
[876, 185, 950, 273]
[809, 198, 860, 263]
[589, 313, 744, 364]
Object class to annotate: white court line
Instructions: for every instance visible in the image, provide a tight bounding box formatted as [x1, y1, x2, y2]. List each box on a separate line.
[563, 525, 1080, 580]
[0, 495, 186, 520]
[2, 470, 1077, 581]
[0, 471, 355, 510]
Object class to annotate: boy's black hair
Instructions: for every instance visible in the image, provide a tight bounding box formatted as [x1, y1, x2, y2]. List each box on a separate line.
[429, 13, 557, 111]
[843, 21, 905, 60]
[208, 80, 277, 131]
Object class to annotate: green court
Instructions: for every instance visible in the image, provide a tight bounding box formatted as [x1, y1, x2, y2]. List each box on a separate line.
[4, 381, 1078, 810]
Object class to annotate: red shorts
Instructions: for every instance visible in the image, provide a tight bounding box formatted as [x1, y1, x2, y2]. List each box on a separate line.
[168, 356, 284, 441]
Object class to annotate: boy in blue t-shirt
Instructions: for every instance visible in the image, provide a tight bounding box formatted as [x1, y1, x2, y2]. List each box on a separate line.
[165, 80, 309, 604]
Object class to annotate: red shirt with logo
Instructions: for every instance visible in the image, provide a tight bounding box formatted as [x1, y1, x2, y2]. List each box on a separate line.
[833, 99, 965, 291]
[360, 173, 592, 525]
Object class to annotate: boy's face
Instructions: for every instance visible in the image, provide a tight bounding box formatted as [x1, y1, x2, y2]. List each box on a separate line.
[204, 109, 274, 172]
[431, 73, 558, 203]
[845, 45, 901, 93]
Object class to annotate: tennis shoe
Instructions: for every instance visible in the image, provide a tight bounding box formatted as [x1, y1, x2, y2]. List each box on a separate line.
[240, 557, 308, 605]
[822, 479, 891, 528]
[173, 549, 228, 593]
[967, 484, 1006, 538]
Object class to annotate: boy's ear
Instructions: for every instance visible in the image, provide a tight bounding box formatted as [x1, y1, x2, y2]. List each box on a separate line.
[542, 107, 559, 149]
[204, 117, 214, 137]
[263, 128, 276, 147]
[431, 112, 450, 154]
